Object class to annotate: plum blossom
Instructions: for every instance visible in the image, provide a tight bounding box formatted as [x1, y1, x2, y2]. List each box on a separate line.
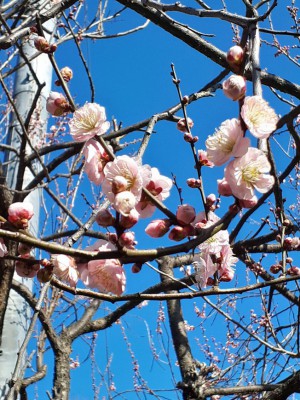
[145, 219, 171, 238]
[83, 139, 111, 185]
[225, 147, 274, 200]
[95, 208, 115, 227]
[119, 208, 139, 229]
[79, 240, 126, 296]
[69, 103, 110, 142]
[217, 178, 233, 197]
[52, 254, 79, 287]
[177, 117, 194, 133]
[205, 118, 249, 166]
[81, 258, 126, 296]
[222, 75, 246, 101]
[46, 92, 70, 116]
[15, 255, 40, 278]
[8, 202, 34, 229]
[136, 167, 172, 218]
[176, 204, 196, 225]
[102, 156, 150, 214]
[241, 96, 278, 139]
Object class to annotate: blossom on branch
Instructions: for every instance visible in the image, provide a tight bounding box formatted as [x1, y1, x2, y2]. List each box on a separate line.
[241, 96, 278, 139]
[83, 139, 111, 185]
[8, 202, 34, 229]
[52, 254, 79, 287]
[225, 147, 275, 200]
[46, 92, 70, 116]
[205, 118, 249, 166]
[136, 167, 172, 218]
[69, 103, 110, 142]
[222, 75, 246, 101]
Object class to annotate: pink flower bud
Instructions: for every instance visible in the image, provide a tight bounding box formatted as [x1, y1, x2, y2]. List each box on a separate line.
[206, 193, 217, 206]
[8, 202, 34, 229]
[60, 66, 73, 82]
[46, 92, 71, 116]
[187, 178, 202, 188]
[222, 75, 246, 101]
[177, 117, 194, 133]
[227, 45, 244, 67]
[217, 178, 233, 197]
[176, 204, 196, 225]
[95, 209, 115, 227]
[145, 219, 171, 238]
[168, 225, 194, 241]
[119, 209, 139, 229]
[112, 175, 128, 194]
[118, 231, 136, 248]
[198, 150, 214, 167]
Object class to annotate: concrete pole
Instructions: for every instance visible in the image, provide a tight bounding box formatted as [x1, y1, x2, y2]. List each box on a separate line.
[0, 18, 54, 398]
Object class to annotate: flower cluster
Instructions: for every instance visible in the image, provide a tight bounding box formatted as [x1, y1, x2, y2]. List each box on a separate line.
[193, 212, 237, 288]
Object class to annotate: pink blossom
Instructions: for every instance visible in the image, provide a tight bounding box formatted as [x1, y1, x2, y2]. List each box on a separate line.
[69, 103, 110, 142]
[222, 75, 246, 101]
[145, 219, 171, 238]
[205, 118, 250, 166]
[81, 258, 126, 296]
[52, 254, 79, 287]
[225, 147, 274, 200]
[177, 117, 194, 133]
[8, 202, 34, 229]
[114, 191, 137, 216]
[0, 239, 7, 257]
[102, 156, 149, 213]
[119, 209, 140, 229]
[176, 204, 196, 225]
[83, 139, 111, 185]
[241, 96, 278, 139]
[15, 255, 40, 278]
[59, 67, 73, 83]
[168, 225, 194, 241]
[198, 150, 214, 167]
[136, 167, 172, 218]
[95, 209, 115, 227]
[118, 231, 136, 249]
[217, 178, 233, 197]
[226, 45, 244, 67]
[46, 92, 70, 116]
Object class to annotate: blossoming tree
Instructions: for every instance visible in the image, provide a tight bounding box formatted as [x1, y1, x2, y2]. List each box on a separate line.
[0, 0, 300, 399]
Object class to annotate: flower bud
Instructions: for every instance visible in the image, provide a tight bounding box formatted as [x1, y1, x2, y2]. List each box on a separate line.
[222, 75, 246, 101]
[119, 209, 139, 229]
[287, 266, 300, 276]
[131, 263, 142, 273]
[168, 225, 194, 241]
[34, 36, 53, 53]
[8, 202, 34, 229]
[198, 150, 214, 167]
[145, 219, 171, 238]
[176, 204, 196, 225]
[206, 193, 217, 206]
[238, 196, 258, 209]
[227, 45, 244, 67]
[60, 66, 73, 82]
[118, 231, 136, 248]
[15, 255, 40, 278]
[95, 209, 115, 227]
[114, 191, 136, 216]
[187, 178, 202, 188]
[177, 117, 194, 133]
[46, 92, 71, 116]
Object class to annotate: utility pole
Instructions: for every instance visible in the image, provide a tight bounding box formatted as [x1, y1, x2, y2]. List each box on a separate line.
[0, 16, 54, 398]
